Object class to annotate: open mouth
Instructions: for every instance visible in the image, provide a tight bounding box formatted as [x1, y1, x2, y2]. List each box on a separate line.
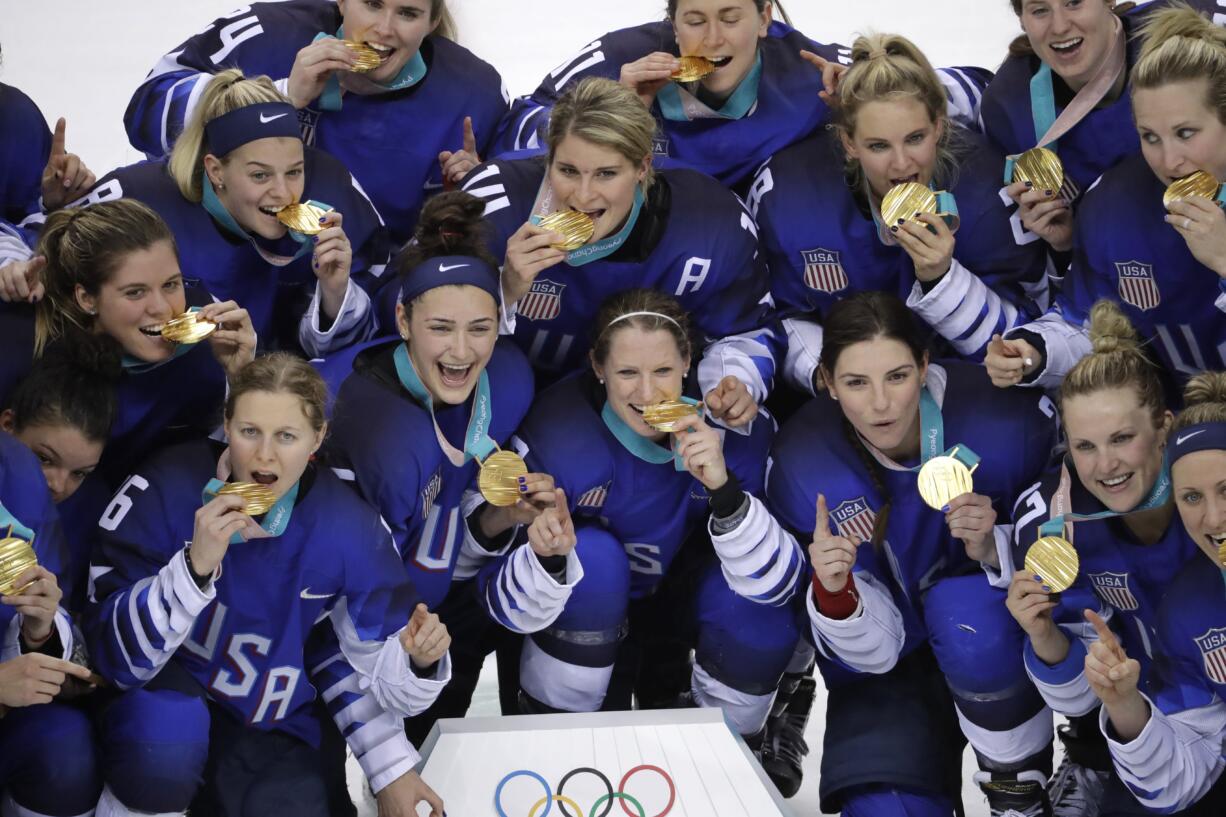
[438, 362, 473, 389]
[890, 174, 920, 187]
[1098, 472, 1133, 492]
[138, 323, 172, 341]
[251, 470, 278, 486]
[366, 42, 394, 64]
[1049, 37, 1083, 57]
[570, 206, 606, 221]
[1209, 532, 1226, 553]
[707, 56, 733, 69]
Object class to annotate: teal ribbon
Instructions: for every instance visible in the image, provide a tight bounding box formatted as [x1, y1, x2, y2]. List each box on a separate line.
[393, 343, 497, 465]
[600, 397, 702, 472]
[1038, 458, 1172, 539]
[121, 306, 204, 373]
[0, 500, 35, 543]
[314, 30, 428, 111]
[533, 185, 645, 268]
[1002, 63, 1060, 184]
[202, 477, 300, 545]
[865, 385, 981, 484]
[657, 52, 762, 121]
[202, 177, 327, 265]
[871, 184, 960, 244]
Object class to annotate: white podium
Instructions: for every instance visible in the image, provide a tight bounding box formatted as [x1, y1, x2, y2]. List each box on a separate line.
[416, 708, 795, 817]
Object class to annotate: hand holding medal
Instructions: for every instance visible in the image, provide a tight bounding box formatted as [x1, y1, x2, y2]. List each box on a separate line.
[189, 489, 264, 577]
[1163, 172, 1226, 278]
[194, 301, 257, 382]
[1005, 149, 1074, 252]
[810, 494, 862, 594]
[503, 220, 568, 305]
[1023, 535, 1079, 603]
[619, 51, 682, 108]
[1, 564, 63, 648]
[672, 412, 728, 491]
[287, 36, 362, 109]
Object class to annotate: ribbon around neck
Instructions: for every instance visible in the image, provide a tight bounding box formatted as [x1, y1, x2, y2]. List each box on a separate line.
[1038, 457, 1171, 541]
[0, 500, 35, 543]
[314, 30, 428, 111]
[529, 178, 645, 267]
[600, 397, 702, 472]
[122, 306, 204, 374]
[1002, 14, 1127, 184]
[393, 342, 497, 468]
[202, 476, 300, 545]
[860, 385, 981, 477]
[656, 51, 763, 121]
[202, 177, 329, 267]
[870, 186, 960, 248]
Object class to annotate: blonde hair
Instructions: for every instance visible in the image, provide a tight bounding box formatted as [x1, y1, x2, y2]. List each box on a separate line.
[167, 69, 290, 202]
[1173, 371, 1226, 430]
[1132, 2, 1226, 124]
[835, 33, 959, 190]
[1058, 300, 1166, 426]
[34, 200, 176, 357]
[431, 0, 457, 40]
[225, 353, 329, 434]
[547, 78, 657, 191]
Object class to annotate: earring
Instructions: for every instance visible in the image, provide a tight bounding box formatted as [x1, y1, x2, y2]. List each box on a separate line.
[598, 378, 605, 385]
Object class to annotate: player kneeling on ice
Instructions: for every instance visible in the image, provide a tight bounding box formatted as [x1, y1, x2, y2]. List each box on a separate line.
[86, 354, 451, 817]
[484, 288, 798, 744]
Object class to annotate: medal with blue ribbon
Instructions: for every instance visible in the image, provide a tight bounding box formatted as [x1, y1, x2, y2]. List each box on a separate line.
[871, 182, 960, 248]
[529, 177, 645, 267]
[203, 177, 329, 267]
[392, 344, 526, 505]
[0, 501, 38, 596]
[657, 52, 762, 122]
[122, 306, 209, 374]
[202, 478, 299, 546]
[313, 29, 428, 112]
[602, 396, 703, 472]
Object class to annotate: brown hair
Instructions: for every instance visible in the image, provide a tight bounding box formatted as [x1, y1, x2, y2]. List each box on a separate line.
[224, 353, 328, 434]
[167, 68, 290, 202]
[548, 78, 657, 192]
[591, 288, 693, 365]
[1058, 299, 1166, 427]
[34, 200, 177, 358]
[395, 191, 497, 318]
[1007, 1, 1137, 58]
[1173, 371, 1226, 431]
[834, 32, 959, 190]
[666, 0, 790, 26]
[1132, 2, 1226, 124]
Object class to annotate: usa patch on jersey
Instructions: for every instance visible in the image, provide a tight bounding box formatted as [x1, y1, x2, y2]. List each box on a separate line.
[519, 279, 565, 321]
[1114, 260, 1160, 311]
[831, 497, 876, 543]
[1088, 571, 1140, 611]
[421, 469, 442, 520]
[1194, 627, 1226, 685]
[576, 482, 610, 510]
[801, 248, 848, 294]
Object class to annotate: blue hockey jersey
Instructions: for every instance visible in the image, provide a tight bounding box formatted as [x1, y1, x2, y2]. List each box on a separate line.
[767, 362, 1058, 681]
[65, 149, 389, 356]
[510, 373, 774, 601]
[123, 0, 508, 246]
[0, 83, 50, 224]
[87, 440, 435, 746]
[460, 157, 776, 397]
[752, 127, 1048, 360]
[320, 337, 534, 609]
[980, 0, 1226, 198]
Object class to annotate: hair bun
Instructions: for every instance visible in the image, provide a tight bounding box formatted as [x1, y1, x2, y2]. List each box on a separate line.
[1087, 299, 1142, 356]
[1184, 371, 1226, 409]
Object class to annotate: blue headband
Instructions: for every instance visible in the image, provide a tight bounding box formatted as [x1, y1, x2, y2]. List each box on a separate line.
[204, 102, 300, 157]
[1170, 422, 1226, 466]
[399, 255, 501, 307]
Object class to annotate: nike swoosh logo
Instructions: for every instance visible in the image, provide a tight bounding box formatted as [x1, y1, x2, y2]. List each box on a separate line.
[260, 112, 289, 124]
[300, 588, 331, 600]
[1176, 429, 1208, 446]
[423, 181, 445, 191]
[438, 263, 469, 272]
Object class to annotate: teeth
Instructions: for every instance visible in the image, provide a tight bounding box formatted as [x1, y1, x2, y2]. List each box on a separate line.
[1211, 533, 1226, 544]
[1102, 474, 1130, 487]
[1051, 38, 1082, 51]
[367, 43, 393, 54]
[140, 325, 165, 335]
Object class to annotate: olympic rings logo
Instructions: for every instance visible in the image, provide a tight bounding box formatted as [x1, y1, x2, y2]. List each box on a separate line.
[495, 766, 676, 817]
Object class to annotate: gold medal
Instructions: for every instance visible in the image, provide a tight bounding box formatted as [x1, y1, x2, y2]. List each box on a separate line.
[342, 40, 383, 73]
[672, 56, 717, 83]
[160, 311, 216, 345]
[642, 399, 702, 433]
[880, 182, 938, 229]
[1024, 535, 1079, 594]
[0, 528, 38, 596]
[1012, 147, 1065, 201]
[538, 210, 595, 251]
[478, 450, 528, 507]
[916, 451, 976, 511]
[216, 482, 278, 516]
[276, 202, 332, 236]
[1164, 171, 1221, 210]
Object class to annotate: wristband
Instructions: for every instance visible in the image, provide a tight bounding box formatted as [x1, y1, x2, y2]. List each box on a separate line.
[812, 571, 859, 620]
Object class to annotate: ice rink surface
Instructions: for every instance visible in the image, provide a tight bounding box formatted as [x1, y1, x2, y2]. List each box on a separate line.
[4, 2, 1030, 814]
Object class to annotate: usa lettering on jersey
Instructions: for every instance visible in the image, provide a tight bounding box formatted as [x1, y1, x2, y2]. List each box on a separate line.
[1194, 627, 1226, 685]
[1115, 260, 1161, 311]
[1089, 571, 1140, 611]
[801, 248, 848, 294]
[831, 497, 877, 543]
[519, 279, 565, 322]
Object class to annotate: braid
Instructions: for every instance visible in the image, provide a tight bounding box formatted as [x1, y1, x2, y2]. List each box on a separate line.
[841, 417, 892, 553]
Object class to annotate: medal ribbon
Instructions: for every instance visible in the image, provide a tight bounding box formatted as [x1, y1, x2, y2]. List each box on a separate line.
[861, 385, 981, 476]
[0, 500, 35, 543]
[202, 178, 329, 267]
[1038, 457, 1171, 541]
[1002, 15, 1126, 184]
[656, 52, 763, 122]
[600, 397, 702, 472]
[870, 187, 960, 248]
[393, 343, 497, 468]
[202, 477, 300, 545]
[314, 30, 429, 111]
[121, 306, 204, 374]
[529, 178, 645, 267]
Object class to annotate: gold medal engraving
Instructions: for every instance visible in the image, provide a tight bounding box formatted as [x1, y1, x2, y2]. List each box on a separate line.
[538, 210, 595, 251]
[342, 41, 383, 73]
[160, 312, 216, 344]
[1024, 535, 1079, 594]
[672, 56, 717, 83]
[0, 528, 38, 596]
[1012, 148, 1065, 201]
[216, 482, 278, 516]
[479, 450, 528, 507]
[1164, 171, 1220, 210]
[642, 400, 701, 433]
[916, 454, 975, 511]
[880, 182, 938, 229]
[276, 202, 332, 236]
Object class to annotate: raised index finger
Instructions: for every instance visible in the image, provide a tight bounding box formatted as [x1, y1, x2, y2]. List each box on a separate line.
[815, 494, 834, 538]
[51, 118, 67, 156]
[462, 116, 477, 154]
[1084, 609, 1119, 649]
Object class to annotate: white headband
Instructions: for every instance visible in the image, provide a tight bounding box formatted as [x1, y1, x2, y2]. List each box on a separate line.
[605, 311, 683, 332]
